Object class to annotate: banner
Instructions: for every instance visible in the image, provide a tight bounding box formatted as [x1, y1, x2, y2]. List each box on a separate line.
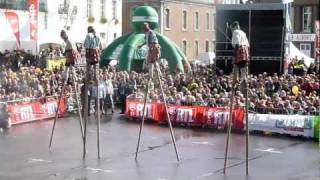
[6, 99, 65, 125]
[47, 58, 66, 70]
[28, 0, 38, 41]
[125, 99, 319, 140]
[167, 105, 197, 124]
[248, 114, 315, 137]
[315, 20, 320, 59]
[126, 100, 245, 127]
[4, 12, 20, 47]
[205, 107, 244, 130]
[126, 101, 155, 120]
[313, 116, 320, 138]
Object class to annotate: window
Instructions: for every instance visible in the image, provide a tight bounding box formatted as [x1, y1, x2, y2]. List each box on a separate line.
[194, 40, 199, 58]
[205, 40, 209, 52]
[112, 0, 117, 19]
[165, 8, 170, 29]
[194, 12, 199, 30]
[300, 43, 311, 57]
[100, 0, 106, 17]
[206, 13, 210, 30]
[212, 13, 216, 30]
[212, 40, 216, 52]
[182, 10, 187, 30]
[182, 40, 187, 55]
[302, 6, 312, 33]
[58, 0, 69, 14]
[87, 0, 93, 17]
[0, 0, 47, 12]
[114, 33, 117, 39]
[100, 33, 106, 39]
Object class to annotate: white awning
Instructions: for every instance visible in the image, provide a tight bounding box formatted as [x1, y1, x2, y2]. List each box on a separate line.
[289, 42, 315, 67]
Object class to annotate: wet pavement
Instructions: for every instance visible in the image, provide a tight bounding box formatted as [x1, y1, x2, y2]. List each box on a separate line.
[0, 113, 319, 180]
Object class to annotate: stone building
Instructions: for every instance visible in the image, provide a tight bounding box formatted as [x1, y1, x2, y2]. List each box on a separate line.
[122, 0, 216, 62]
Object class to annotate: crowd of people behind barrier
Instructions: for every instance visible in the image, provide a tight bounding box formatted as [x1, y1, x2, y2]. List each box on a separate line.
[0, 51, 319, 116]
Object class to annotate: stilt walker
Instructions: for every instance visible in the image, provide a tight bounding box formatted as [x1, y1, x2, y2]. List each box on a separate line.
[49, 30, 84, 149]
[223, 21, 250, 174]
[83, 26, 102, 159]
[135, 23, 180, 162]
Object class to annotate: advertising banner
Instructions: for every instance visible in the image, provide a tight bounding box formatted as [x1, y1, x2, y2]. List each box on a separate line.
[248, 114, 315, 137]
[315, 20, 320, 59]
[6, 99, 65, 125]
[4, 12, 20, 47]
[125, 99, 319, 139]
[47, 58, 66, 70]
[28, 0, 38, 41]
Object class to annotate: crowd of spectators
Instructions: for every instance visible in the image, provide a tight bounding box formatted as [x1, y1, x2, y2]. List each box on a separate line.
[0, 49, 38, 71]
[128, 64, 320, 115]
[0, 52, 319, 115]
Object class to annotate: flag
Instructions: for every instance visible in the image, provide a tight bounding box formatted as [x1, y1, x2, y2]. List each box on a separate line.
[4, 12, 20, 48]
[28, 0, 38, 41]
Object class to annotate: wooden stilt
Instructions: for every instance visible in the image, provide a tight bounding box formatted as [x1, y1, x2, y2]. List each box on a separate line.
[155, 62, 180, 162]
[223, 65, 236, 174]
[82, 64, 90, 159]
[71, 67, 85, 139]
[95, 65, 101, 159]
[135, 63, 180, 162]
[245, 65, 249, 175]
[49, 66, 85, 150]
[49, 67, 70, 148]
[135, 66, 152, 159]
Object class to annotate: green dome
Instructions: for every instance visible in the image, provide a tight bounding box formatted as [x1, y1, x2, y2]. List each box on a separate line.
[132, 6, 159, 31]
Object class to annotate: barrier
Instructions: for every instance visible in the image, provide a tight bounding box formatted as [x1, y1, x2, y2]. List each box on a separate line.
[6, 99, 65, 125]
[125, 99, 319, 139]
[125, 100, 244, 129]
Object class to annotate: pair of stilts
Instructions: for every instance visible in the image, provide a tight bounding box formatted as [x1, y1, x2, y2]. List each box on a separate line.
[48, 62, 249, 175]
[49, 64, 101, 159]
[48, 61, 179, 161]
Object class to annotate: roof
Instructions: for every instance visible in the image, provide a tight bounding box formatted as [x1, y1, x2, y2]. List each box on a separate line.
[217, 3, 284, 11]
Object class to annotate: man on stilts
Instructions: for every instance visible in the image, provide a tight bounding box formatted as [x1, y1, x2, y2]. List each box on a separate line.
[223, 21, 250, 174]
[135, 22, 180, 162]
[83, 26, 102, 159]
[49, 30, 84, 150]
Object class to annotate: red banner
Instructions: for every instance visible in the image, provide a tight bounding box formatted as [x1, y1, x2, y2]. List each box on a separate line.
[6, 99, 65, 125]
[315, 20, 320, 58]
[28, 0, 38, 41]
[4, 12, 20, 47]
[126, 100, 245, 130]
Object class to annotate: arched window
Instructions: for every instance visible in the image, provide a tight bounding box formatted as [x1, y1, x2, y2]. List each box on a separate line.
[165, 8, 170, 29]
[194, 12, 199, 30]
[205, 40, 209, 52]
[195, 40, 199, 58]
[182, 10, 187, 30]
[182, 40, 187, 55]
[206, 13, 210, 30]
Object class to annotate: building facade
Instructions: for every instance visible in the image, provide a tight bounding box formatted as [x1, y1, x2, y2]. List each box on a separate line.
[122, 0, 215, 62]
[0, 0, 122, 52]
[291, 0, 319, 58]
[254, 0, 319, 58]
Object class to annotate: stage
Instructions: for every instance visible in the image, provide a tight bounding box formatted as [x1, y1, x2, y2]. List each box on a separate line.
[0, 114, 318, 180]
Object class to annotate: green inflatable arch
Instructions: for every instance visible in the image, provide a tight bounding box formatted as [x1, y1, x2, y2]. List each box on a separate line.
[100, 6, 189, 73]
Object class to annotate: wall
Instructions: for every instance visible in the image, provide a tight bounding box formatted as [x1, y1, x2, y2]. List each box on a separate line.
[163, 1, 215, 61]
[122, 0, 215, 62]
[0, 0, 122, 52]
